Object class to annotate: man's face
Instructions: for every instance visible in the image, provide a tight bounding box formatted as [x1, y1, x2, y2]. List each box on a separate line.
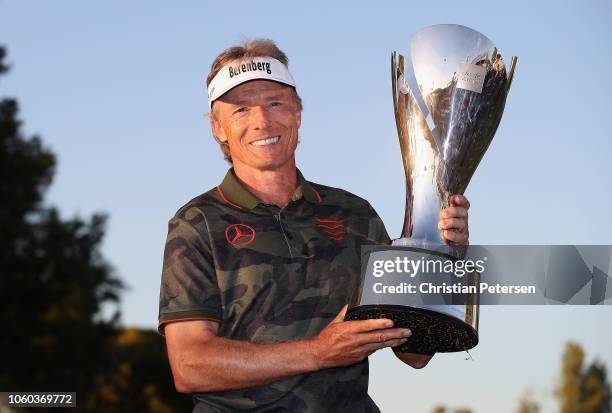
[210, 80, 301, 171]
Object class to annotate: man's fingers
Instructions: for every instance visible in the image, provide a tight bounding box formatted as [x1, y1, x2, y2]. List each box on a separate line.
[451, 194, 470, 209]
[438, 218, 467, 232]
[442, 229, 469, 245]
[332, 304, 349, 324]
[356, 328, 412, 346]
[439, 206, 468, 220]
[343, 318, 395, 333]
[330, 306, 394, 331]
[361, 337, 409, 353]
[440, 196, 470, 246]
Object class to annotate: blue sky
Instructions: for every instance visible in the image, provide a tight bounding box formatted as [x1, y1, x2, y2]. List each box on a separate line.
[1, 1, 611, 412]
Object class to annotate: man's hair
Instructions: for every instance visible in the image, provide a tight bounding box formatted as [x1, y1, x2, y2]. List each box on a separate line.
[206, 39, 302, 163]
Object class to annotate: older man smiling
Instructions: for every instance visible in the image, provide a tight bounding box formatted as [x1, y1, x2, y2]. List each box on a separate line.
[158, 39, 470, 413]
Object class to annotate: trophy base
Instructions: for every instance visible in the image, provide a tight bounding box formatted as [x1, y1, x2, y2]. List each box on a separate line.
[345, 305, 478, 354]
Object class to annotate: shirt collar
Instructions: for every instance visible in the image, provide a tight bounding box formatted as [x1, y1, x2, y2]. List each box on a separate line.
[218, 168, 319, 210]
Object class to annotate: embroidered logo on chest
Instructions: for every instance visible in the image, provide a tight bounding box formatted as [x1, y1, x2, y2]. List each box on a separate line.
[225, 224, 256, 248]
[315, 217, 345, 241]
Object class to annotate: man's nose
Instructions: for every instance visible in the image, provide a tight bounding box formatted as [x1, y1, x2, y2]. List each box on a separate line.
[249, 106, 272, 129]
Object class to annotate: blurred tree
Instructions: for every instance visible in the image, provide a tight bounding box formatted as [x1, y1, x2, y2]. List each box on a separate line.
[0, 47, 191, 412]
[559, 342, 584, 413]
[85, 328, 191, 412]
[0, 43, 122, 408]
[558, 342, 611, 413]
[516, 389, 539, 413]
[0, 48, 9, 75]
[580, 362, 611, 413]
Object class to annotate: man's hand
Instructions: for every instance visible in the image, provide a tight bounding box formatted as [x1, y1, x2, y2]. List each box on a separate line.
[309, 305, 412, 369]
[439, 194, 470, 245]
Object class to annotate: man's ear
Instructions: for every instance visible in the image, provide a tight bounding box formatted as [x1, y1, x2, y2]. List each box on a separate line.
[295, 110, 301, 129]
[209, 111, 228, 143]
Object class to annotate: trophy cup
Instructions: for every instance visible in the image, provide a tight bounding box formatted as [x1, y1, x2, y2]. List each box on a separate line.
[346, 24, 517, 354]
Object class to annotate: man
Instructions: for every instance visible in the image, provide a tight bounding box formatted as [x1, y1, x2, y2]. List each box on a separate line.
[158, 39, 470, 412]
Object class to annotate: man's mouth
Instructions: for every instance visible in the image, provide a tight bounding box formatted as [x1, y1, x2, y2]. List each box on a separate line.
[251, 136, 280, 146]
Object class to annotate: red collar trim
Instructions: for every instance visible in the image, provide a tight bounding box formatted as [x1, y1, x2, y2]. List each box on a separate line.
[216, 185, 243, 210]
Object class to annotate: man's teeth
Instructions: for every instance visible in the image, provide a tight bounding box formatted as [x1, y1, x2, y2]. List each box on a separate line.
[251, 136, 280, 146]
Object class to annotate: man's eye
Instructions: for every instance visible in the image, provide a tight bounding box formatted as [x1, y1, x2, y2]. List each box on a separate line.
[270, 101, 282, 107]
[233, 107, 248, 115]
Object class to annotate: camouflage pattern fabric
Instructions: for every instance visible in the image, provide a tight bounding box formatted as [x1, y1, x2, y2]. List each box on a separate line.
[158, 168, 390, 412]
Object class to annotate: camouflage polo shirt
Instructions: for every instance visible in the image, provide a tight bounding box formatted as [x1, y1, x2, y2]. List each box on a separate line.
[158, 168, 390, 413]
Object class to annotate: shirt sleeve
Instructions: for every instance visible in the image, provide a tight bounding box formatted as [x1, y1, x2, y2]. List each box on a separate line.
[157, 210, 222, 336]
[367, 203, 391, 245]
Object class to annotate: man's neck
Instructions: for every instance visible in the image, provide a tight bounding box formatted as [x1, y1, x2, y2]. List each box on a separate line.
[233, 160, 297, 209]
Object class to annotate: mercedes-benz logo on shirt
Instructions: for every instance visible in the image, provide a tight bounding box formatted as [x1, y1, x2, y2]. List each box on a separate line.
[225, 224, 256, 248]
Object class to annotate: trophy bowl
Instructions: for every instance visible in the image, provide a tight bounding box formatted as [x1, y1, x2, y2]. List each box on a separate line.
[345, 24, 517, 354]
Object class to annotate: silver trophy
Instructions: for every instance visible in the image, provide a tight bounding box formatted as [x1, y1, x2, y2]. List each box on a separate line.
[346, 24, 517, 354]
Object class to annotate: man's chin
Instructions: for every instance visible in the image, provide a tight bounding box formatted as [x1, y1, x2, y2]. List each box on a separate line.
[255, 153, 292, 167]
[232, 153, 296, 173]
[256, 160, 290, 171]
